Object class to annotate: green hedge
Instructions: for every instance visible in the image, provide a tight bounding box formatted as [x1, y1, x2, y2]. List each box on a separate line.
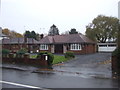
[112, 48, 120, 56]
[65, 51, 75, 58]
[112, 48, 120, 75]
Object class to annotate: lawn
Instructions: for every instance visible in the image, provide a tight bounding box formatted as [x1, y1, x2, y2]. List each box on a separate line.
[52, 55, 69, 64]
[30, 54, 69, 64]
[30, 54, 37, 59]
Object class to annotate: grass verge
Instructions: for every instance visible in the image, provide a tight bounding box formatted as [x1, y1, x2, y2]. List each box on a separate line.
[30, 54, 70, 64]
[52, 55, 69, 64]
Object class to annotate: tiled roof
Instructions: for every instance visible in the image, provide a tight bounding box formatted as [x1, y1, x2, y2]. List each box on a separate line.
[40, 34, 96, 44]
[2, 38, 39, 44]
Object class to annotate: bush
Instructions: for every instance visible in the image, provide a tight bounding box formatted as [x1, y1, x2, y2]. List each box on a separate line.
[112, 48, 120, 75]
[16, 48, 28, 58]
[2, 49, 10, 57]
[47, 52, 54, 66]
[65, 51, 75, 58]
[112, 48, 120, 56]
[37, 52, 54, 66]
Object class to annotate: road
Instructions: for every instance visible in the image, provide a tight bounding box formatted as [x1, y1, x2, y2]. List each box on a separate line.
[1, 53, 119, 89]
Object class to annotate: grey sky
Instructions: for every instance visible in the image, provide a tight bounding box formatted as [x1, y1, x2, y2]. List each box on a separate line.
[1, 0, 120, 35]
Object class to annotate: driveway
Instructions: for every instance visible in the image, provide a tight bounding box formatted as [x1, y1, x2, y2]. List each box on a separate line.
[53, 53, 112, 78]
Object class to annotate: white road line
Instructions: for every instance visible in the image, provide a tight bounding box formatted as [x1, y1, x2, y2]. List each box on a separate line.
[0, 80, 50, 90]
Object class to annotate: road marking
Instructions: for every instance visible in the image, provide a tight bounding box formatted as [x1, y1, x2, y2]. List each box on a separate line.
[0, 80, 50, 90]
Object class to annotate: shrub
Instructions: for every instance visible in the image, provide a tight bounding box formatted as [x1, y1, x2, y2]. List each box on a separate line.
[65, 51, 75, 58]
[112, 48, 120, 56]
[16, 48, 28, 58]
[47, 52, 54, 66]
[112, 48, 120, 75]
[2, 49, 10, 57]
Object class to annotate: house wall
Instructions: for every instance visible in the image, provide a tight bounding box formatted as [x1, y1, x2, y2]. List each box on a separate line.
[2, 44, 22, 52]
[63, 44, 67, 53]
[68, 44, 96, 54]
[40, 43, 96, 54]
[40, 45, 51, 53]
[3, 43, 96, 54]
[2, 44, 40, 53]
[51, 45, 55, 53]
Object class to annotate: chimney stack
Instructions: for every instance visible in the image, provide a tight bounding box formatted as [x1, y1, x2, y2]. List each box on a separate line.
[40, 34, 44, 39]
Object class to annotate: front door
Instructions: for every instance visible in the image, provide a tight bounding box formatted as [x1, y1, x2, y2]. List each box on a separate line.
[55, 44, 63, 53]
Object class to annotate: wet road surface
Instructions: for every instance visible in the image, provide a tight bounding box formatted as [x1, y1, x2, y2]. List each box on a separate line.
[1, 53, 119, 88]
[2, 68, 119, 88]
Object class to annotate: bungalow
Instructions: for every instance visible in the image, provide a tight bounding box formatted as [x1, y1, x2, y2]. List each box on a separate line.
[39, 34, 96, 54]
[2, 38, 39, 53]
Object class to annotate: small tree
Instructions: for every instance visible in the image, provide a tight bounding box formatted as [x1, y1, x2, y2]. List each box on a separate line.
[48, 24, 59, 36]
[16, 48, 28, 58]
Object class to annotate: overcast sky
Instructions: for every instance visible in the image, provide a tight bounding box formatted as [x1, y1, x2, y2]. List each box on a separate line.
[1, 0, 120, 35]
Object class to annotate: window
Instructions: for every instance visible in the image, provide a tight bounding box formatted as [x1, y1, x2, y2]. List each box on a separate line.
[40, 44, 48, 50]
[70, 44, 81, 50]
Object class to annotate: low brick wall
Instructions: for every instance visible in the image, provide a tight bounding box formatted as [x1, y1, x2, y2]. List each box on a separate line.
[2, 56, 48, 66]
[112, 56, 120, 79]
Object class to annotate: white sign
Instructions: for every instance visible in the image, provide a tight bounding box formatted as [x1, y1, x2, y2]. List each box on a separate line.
[45, 56, 48, 60]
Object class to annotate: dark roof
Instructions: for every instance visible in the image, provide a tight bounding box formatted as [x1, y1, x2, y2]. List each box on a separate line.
[40, 34, 96, 44]
[2, 38, 39, 44]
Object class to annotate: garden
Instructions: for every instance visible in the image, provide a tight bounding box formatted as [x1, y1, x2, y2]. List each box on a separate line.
[2, 48, 75, 68]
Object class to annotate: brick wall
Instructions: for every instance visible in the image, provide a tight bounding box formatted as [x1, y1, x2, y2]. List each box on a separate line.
[2, 57, 48, 66]
[68, 44, 96, 54]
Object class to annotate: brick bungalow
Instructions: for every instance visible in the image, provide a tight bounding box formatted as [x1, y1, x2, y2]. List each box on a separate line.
[2, 38, 39, 53]
[39, 34, 96, 54]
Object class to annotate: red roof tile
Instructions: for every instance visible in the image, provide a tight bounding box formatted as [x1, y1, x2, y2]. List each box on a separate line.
[40, 34, 96, 44]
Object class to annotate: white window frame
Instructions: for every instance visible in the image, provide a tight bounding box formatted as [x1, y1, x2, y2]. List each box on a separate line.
[40, 44, 48, 50]
[70, 44, 81, 50]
